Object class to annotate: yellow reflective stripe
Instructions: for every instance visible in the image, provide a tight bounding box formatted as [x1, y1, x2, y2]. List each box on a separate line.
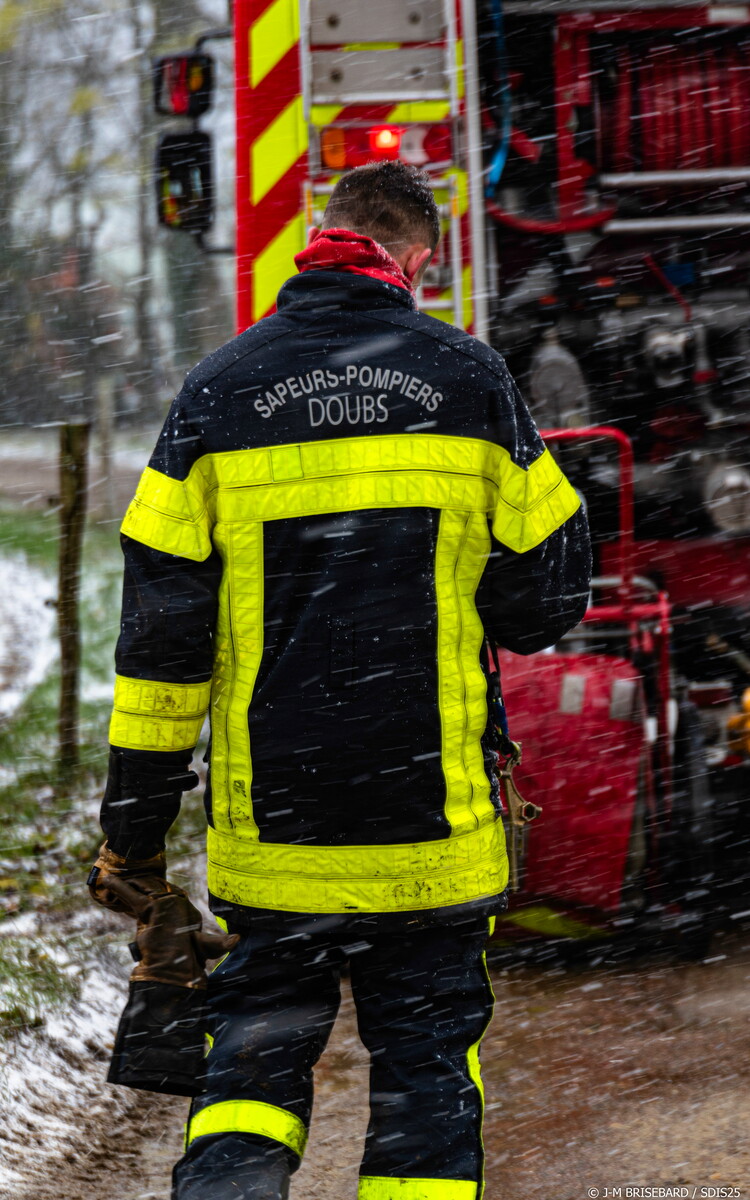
[251, 94, 307, 206]
[203, 437, 578, 554]
[500, 905, 606, 940]
[187, 1100, 307, 1157]
[122, 440, 577, 561]
[453, 168, 469, 217]
[215, 466, 493, 526]
[456, 512, 495, 826]
[492, 448, 580, 552]
[310, 103, 345, 126]
[211, 432, 500, 489]
[496, 442, 559, 511]
[109, 675, 210, 752]
[435, 508, 469, 834]
[343, 41, 400, 50]
[207, 915, 236, 975]
[466, 931, 496, 1200]
[126, 437, 579, 559]
[112, 674, 211, 718]
[435, 511, 494, 836]
[250, 0, 299, 88]
[209, 524, 263, 836]
[358, 1178, 478, 1199]
[120, 465, 213, 562]
[206, 819, 508, 914]
[386, 101, 452, 123]
[253, 212, 306, 322]
[108, 709, 203, 751]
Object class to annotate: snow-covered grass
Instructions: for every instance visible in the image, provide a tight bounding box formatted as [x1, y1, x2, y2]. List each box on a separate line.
[0, 503, 122, 926]
[0, 930, 81, 1036]
[0, 906, 138, 1192]
[0, 503, 130, 1134]
[0, 479, 223, 1192]
[0, 556, 57, 723]
[0, 497, 210, 1042]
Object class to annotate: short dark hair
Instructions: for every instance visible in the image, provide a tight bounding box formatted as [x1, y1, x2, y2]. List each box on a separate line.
[321, 161, 441, 252]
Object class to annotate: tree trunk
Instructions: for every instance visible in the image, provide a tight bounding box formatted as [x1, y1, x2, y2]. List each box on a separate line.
[58, 422, 90, 778]
[96, 374, 117, 522]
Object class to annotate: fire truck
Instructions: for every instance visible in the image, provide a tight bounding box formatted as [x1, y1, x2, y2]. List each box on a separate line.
[154, 0, 750, 952]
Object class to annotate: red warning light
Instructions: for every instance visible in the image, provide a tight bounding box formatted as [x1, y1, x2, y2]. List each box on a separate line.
[369, 126, 402, 157]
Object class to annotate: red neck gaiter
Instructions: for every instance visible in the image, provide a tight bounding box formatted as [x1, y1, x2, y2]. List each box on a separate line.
[294, 228, 414, 295]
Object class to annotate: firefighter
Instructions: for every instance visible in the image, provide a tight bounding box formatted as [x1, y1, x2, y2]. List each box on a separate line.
[89, 161, 591, 1200]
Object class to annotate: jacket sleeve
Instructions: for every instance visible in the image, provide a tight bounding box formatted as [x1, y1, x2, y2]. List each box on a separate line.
[101, 388, 220, 858]
[475, 366, 592, 654]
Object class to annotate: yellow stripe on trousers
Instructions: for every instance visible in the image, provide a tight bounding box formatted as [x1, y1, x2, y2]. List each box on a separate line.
[186, 1099, 308, 1157]
[466, 919, 497, 1200]
[358, 1177, 479, 1199]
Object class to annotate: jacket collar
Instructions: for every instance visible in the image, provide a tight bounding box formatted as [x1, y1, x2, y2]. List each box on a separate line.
[294, 227, 415, 295]
[276, 270, 417, 315]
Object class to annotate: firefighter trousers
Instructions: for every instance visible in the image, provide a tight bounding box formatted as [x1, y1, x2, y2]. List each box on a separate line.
[172, 910, 496, 1200]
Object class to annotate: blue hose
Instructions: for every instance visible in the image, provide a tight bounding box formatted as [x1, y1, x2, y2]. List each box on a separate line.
[486, 0, 512, 196]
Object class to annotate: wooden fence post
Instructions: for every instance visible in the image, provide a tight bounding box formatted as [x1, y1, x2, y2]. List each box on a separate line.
[58, 422, 90, 776]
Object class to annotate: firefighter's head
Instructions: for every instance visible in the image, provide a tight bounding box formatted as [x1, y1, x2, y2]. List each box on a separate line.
[318, 160, 440, 286]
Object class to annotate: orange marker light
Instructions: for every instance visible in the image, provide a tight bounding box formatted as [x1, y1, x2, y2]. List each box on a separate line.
[320, 127, 346, 171]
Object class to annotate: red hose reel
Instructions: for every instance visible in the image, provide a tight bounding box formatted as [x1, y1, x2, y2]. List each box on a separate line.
[607, 42, 750, 173]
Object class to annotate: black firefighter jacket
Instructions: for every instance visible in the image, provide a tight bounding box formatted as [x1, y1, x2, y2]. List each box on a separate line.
[104, 270, 591, 924]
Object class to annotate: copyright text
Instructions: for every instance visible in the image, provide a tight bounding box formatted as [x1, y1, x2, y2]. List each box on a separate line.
[586, 1189, 742, 1199]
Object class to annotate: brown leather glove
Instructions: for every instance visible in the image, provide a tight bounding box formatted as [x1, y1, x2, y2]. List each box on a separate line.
[100, 874, 238, 988]
[88, 842, 174, 914]
[101, 875, 239, 1097]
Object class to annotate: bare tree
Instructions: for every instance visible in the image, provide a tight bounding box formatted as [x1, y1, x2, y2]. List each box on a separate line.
[1, 0, 233, 428]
